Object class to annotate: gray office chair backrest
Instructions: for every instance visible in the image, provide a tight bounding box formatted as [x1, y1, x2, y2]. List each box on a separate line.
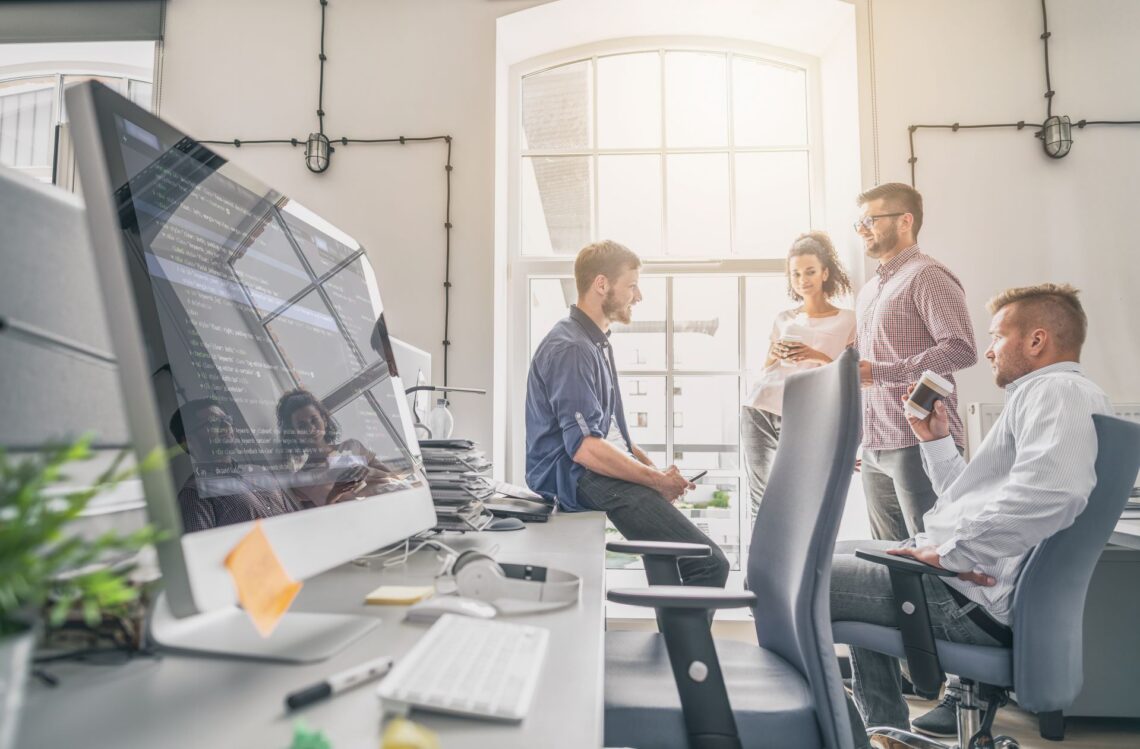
[747, 347, 861, 749]
[1010, 414, 1140, 712]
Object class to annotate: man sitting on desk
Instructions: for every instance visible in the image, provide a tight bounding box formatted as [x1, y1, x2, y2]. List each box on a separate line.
[832, 283, 1112, 746]
[524, 240, 729, 588]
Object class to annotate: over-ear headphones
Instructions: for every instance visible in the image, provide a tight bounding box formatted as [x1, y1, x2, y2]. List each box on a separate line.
[449, 549, 581, 615]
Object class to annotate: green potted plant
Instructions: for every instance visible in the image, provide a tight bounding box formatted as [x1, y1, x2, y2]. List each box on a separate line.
[0, 437, 164, 749]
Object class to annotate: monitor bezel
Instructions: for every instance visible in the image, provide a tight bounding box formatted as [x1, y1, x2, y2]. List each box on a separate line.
[66, 81, 436, 618]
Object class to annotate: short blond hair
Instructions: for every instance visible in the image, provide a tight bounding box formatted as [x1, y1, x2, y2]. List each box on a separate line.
[987, 283, 1087, 352]
[574, 240, 641, 296]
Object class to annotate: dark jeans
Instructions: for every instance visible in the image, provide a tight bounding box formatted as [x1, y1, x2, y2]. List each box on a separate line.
[862, 445, 941, 542]
[577, 469, 730, 588]
[831, 540, 1006, 739]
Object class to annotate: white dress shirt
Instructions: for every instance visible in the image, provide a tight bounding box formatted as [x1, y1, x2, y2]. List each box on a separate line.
[913, 362, 1112, 625]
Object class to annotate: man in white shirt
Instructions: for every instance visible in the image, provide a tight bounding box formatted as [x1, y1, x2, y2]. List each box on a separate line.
[832, 283, 1112, 745]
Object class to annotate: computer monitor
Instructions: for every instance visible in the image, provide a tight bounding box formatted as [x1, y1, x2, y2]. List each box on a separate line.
[389, 336, 432, 443]
[66, 81, 436, 662]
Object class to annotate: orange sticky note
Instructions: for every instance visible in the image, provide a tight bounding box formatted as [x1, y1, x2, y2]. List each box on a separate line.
[224, 521, 302, 637]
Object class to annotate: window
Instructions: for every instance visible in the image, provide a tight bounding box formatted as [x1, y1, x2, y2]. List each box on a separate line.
[510, 39, 820, 573]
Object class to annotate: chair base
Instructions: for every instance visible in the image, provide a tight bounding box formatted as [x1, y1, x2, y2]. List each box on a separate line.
[867, 726, 1021, 749]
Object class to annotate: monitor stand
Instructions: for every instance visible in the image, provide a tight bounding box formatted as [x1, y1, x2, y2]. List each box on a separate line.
[148, 592, 380, 663]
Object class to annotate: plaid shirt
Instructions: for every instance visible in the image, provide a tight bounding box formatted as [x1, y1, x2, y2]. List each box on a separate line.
[855, 245, 977, 450]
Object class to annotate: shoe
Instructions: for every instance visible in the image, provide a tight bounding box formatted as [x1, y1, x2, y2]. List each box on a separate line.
[911, 693, 960, 738]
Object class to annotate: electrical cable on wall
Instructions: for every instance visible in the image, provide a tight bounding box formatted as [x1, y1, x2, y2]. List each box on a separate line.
[906, 0, 1140, 186]
[198, 0, 458, 385]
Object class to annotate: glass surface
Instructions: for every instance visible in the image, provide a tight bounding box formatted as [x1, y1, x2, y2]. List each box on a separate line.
[598, 154, 662, 257]
[128, 80, 153, 110]
[522, 61, 592, 150]
[734, 151, 811, 258]
[620, 375, 665, 451]
[733, 57, 808, 147]
[672, 276, 739, 370]
[744, 275, 795, 394]
[676, 475, 742, 568]
[280, 200, 362, 276]
[672, 375, 739, 471]
[665, 51, 728, 148]
[520, 156, 593, 256]
[107, 109, 420, 533]
[597, 53, 661, 149]
[610, 276, 666, 371]
[61, 75, 119, 122]
[666, 153, 730, 257]
[528, 277, 576, 356]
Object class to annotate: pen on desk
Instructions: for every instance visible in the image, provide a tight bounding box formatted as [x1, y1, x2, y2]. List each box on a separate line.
[285, 655, 395, 710]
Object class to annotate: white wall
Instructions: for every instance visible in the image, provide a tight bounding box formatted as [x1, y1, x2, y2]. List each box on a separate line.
[857, 0, 1140, 415]
[160, 0, 542, 456]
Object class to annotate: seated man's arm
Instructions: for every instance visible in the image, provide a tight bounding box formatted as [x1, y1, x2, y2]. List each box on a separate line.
[573, 436, 685, 499]
[934, 382, 1103, 572]
[628, 440, 656, 468]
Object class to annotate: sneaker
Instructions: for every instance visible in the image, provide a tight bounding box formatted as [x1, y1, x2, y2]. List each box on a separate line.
[911, 693, 960, 738]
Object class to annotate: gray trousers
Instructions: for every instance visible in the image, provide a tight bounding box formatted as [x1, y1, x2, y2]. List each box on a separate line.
[831, 540, 1006, 736]
[741, 405, 781, 521]
[861, 445, 940, 542]
[577, 470, 730, 588]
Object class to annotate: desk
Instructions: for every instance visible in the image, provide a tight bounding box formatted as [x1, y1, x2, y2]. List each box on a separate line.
[1109, 516, 1140, 550]
[19, 512, 607, 749]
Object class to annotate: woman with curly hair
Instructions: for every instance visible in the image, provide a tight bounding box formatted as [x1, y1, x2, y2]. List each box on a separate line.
[276, 389, 398, 508]
[743, 231, 855, 521]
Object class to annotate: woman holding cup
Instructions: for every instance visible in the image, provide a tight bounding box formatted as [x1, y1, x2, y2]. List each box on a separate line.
[742, 231, 855, 520]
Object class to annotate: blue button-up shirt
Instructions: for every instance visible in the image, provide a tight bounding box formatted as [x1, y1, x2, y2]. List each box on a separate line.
[525, 305, 632, 511]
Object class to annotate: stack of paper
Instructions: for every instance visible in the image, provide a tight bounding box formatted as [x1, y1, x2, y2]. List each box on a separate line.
[419, 439, 494, 531]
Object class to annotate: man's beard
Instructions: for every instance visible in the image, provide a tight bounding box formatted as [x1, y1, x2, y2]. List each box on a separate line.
[865, 224, 899, 259]
[602, 290, 632, 324]
[994, 352, 1031, 388]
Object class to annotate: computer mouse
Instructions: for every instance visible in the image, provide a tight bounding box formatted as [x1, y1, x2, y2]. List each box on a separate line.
[404, 596, 497, 623]
[485, 516, 526, 531]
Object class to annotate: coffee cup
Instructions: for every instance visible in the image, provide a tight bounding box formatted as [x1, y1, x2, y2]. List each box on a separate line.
[778, 333, 804, 367]
[905, 370, 954, 419]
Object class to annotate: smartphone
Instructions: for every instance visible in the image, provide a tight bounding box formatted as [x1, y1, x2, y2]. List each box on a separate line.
[687, 470, 708, 482]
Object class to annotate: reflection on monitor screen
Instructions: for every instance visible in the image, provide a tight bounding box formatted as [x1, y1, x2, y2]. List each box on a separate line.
[110, 113, 423, 534]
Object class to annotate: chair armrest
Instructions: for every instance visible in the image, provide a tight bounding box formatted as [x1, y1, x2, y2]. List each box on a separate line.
[608, 586, 756, 610]
[855, 548, 956, 577]
[606, 540, 712, 557]
[607, 540, 711, 586]
[853, 547, 950, 698]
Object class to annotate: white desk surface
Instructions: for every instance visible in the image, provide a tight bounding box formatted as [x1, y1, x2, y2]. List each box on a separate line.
[20, 512, 607, 749]
[1111, 517, 1140, 550]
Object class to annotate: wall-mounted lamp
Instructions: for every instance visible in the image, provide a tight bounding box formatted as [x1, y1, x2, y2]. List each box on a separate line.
[1040, 115, 1073, 158]
[305, 132, 331, 172]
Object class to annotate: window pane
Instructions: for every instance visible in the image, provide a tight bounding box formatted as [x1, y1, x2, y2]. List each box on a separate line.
[521, 156, 593, 256]
[744, 275, 794, 395]
[611, 276, 665, 371]
[129, 80, 153, 110]
[733, 57, 808, 146]
[61, 75, 120, 122]
[522, 61, 591, 150]
[620, 375, 665, 452]
[672, 374, 739, 471]
[734, 151, 810, 258]
[672, 276, 738, 370]
[281, 201, 362, 276]
[528, 277, 576, 356]
[321, 257, 385, 367]
[266, 289, 363, 395]
[666, 153, 729, 257]
[598, 154, 662, 256]
[597, 53, 660, 149]
[665, 51, 727, 148]
[677, 475, 741, 568]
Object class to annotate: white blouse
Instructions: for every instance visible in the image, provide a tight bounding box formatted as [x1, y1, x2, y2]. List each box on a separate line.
[746, 308, 856, 416]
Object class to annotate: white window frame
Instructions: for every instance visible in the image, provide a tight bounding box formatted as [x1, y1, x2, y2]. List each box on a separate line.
[506, 36, 825, 599]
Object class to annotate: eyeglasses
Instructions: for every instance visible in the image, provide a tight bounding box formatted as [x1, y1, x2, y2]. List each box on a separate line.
[853, 213, 906, 232]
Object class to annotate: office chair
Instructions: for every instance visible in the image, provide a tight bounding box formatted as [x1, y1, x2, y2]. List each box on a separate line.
[833, 414, 1140, 749]
[604, 347, 862, 749]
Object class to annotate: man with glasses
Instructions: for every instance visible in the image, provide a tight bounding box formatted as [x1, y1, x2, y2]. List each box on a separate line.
[169, 397, 298, 533]
[851, 183, 977, 734]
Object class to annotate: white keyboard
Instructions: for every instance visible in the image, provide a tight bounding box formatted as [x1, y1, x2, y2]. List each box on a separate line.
[376, 614, 550, 721]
